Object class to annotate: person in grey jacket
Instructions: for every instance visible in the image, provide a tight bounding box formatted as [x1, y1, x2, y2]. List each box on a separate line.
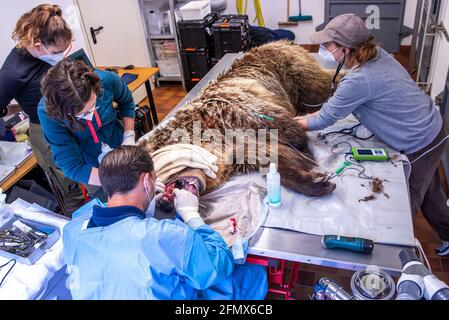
[296, 14, 449, 256]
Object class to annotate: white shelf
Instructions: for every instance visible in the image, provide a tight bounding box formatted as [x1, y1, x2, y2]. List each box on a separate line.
[150, 34, 175, 40]
[158, 76, 182, 81]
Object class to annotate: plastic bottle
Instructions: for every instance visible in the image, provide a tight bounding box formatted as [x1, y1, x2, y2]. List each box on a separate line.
[149, 10, 162, 35]
[267, 163, 281, 208]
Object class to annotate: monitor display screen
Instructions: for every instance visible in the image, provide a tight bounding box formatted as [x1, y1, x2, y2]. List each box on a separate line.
[356, 149, 374, 155]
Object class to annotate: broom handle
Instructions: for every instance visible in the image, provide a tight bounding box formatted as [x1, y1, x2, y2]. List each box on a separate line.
[287, 0, 290, 19]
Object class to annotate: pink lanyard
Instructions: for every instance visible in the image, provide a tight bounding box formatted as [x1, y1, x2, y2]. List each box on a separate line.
[86, 110, 103, 144]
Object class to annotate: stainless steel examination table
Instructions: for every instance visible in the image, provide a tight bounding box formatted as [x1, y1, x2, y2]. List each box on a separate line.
[150, 52, 415, 277]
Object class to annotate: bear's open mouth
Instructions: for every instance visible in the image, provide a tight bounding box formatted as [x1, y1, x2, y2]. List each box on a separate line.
[155, 176, 205, 216]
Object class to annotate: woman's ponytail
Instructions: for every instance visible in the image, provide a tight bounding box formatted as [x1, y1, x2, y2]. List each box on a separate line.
[12, 4, 72, 50]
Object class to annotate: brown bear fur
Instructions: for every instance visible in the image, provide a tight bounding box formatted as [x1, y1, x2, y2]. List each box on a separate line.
[142, 41, 337, 197]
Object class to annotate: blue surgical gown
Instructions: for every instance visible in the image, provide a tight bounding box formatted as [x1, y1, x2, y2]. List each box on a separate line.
[63, 204, 267, 300]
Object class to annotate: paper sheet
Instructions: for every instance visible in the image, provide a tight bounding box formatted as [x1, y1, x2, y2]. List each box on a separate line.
[228, 117, 415, 246]
[0, 165, 15, 183]
[199, 181, 268, 249]
[0, 141, 32, 167]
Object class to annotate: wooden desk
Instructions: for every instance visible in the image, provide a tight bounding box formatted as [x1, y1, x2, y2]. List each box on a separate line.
[1, 67, 159, 194]
[97, 66, 160, 124]
[0, 155, 38, 192]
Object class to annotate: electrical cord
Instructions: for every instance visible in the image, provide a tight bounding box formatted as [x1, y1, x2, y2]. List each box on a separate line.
[400, 134, 449, 182]
[337, 154, 373, 180]
[407, 135, 449, 165]
[0, 259, 16, 287]
[414, 238, 431, 271]
[330, 141, 353, 154]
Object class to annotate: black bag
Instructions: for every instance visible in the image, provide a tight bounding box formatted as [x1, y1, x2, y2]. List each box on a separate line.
[135, 105, 154, 139]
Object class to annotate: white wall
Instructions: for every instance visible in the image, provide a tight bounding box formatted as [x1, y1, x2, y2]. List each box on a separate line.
[224, 0, 418, 45]
[0, 0, 90, 65]
[429, 0, 449, 98]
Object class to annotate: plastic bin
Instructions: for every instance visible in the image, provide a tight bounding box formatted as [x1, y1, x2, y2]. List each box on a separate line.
[212, 15, 250, 59]
[178, 13, 217, 49]
[210, 57, 219, 69]
[0, 216, 60, 265]
[156, 59, 181, 77]
[185, 79, 200, 92]
[181, 48, 210, 81]
[180, 1, 211, 20]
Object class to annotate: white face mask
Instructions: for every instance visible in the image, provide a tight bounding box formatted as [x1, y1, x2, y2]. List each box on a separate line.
[76, 105, 97, 121]
[38, 44, 65, 66]
[144, 176, 156, 218]
[319, 44, 343, 63]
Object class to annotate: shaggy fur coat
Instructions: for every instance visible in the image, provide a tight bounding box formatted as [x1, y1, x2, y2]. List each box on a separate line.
[142, 41, 337, 197]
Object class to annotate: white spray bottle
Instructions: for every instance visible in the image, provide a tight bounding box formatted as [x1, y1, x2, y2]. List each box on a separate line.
[267, 163, 281, 208]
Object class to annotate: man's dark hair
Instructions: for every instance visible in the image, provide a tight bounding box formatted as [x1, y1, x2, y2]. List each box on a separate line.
[99, 146, 154, 198]
[40, 59, 102, 131]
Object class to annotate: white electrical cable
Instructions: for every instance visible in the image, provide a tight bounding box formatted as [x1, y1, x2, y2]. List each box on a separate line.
[401, 155, 412, 181]
[406, 135, 449, 165]
[414, 238, 432, 272]
[302, 101, 327, 108]
[269, 134, 333, 172]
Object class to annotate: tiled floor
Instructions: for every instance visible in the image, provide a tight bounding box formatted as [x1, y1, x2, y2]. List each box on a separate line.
[147, 46, 449, 299]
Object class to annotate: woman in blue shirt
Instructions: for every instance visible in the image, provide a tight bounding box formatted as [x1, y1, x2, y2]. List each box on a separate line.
[38, 59, 136, 196]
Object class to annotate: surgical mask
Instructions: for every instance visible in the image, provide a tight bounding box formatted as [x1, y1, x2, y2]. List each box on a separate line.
[76, 105, 97, 121]
[38, 44, 65, 66]
[319, 44, 343, 63]
[144, 177, 156, 218]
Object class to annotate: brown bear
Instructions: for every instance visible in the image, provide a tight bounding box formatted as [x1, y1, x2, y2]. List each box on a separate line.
[141, 41, 337, 211]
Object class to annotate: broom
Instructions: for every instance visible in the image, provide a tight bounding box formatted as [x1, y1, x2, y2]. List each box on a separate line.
[289, 0, 313, 22]
[278, 0, 298, 26]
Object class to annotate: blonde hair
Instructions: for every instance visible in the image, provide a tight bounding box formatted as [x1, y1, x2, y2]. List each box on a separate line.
[12, 4, 72, 50]
[351, 35, 378, 66]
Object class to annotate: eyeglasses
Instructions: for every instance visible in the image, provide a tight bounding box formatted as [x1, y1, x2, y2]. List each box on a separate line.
[41, 39, 73, 56]
[75, 99, 97, 119]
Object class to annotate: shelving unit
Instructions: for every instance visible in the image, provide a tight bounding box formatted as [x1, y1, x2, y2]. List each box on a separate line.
[410, 0, 443, 91]
[139, 0, 190, 89]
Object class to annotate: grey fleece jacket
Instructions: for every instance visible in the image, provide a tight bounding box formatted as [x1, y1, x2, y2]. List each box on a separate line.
[306, 47, 442, 154]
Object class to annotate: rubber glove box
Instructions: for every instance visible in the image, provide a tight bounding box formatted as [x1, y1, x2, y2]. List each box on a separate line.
[0, 216, 60, 265]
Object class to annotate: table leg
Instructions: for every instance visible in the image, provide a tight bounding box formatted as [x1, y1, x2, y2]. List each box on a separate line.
[145, 79, 159, 125]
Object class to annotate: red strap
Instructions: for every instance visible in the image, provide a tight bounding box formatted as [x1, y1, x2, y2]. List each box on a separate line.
[86, 120, 99, 144]
[94, 110, 102, 128]
[80, 184, 90, 203]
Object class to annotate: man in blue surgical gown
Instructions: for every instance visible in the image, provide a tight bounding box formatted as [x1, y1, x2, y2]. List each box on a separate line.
[63, 145, 267, 300]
